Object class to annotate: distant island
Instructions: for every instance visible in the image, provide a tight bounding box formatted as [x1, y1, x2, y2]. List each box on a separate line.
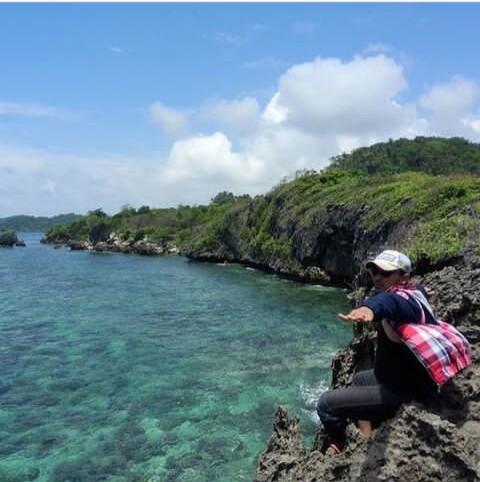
[0, 213, 82, 232]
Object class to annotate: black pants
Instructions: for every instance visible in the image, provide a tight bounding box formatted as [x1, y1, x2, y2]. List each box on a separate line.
[316, 369, 408, 443]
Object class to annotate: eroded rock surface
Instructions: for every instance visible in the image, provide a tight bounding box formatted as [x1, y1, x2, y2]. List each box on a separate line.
[44, 233, 178, 257]
[254, 248, 480, 482]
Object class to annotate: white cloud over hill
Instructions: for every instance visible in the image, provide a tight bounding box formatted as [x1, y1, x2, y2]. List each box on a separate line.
[2, 53, 480, 216]
[420, 76, 480, 137]
[200, 97, 261, 136]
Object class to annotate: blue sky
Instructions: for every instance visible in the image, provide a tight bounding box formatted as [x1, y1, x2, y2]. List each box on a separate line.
[1, 3, 480, 216]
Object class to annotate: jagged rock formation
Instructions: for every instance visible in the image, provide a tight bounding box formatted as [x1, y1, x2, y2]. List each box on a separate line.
[43, 233, 179, 256]
[253, 248, 480, 481]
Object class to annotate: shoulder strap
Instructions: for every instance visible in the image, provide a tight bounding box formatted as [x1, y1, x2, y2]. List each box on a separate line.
[389, 285, 436, 325]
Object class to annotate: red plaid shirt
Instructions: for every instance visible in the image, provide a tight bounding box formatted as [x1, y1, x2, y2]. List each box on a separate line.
[387, 285, 472, 386]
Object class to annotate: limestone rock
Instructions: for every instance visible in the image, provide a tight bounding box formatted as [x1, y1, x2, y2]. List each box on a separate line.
[254, 249, 480, 482]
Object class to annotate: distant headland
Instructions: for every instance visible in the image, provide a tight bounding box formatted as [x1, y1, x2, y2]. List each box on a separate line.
[0, 213, 82, 232]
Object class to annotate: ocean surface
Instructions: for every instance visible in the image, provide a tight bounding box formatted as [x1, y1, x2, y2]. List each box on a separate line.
[0, 233, 352, 482]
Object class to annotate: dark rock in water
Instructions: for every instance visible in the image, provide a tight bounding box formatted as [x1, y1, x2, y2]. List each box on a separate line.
[93, 241, 110, 252]
[0, 230, 26, 246]
[68, 241, 86, 251]
[131, 240, 164, 256]
[43, 231, 178, 257]
[254, 249, 480, 482]
[0, 229, 18, 247]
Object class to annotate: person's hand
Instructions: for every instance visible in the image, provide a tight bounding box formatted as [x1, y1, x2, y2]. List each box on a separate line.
[338, 306, 374, 323]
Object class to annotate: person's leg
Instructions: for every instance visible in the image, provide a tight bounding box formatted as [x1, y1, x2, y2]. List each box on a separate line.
[351, 369, 379, 437]
[317, 382, 405, 450]
[351, 369, 377, 387]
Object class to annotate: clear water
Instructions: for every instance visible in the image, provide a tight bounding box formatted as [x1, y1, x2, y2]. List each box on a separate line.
[0, 233, 351, 482]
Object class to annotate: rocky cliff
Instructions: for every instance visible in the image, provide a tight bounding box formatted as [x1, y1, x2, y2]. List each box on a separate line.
[253, 247, 480, 482]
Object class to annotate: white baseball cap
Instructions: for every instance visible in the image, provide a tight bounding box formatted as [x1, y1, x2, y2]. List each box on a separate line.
[366, 250, 412, 273]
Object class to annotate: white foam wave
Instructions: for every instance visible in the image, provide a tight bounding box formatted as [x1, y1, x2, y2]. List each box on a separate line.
[300, 380, 330, 424]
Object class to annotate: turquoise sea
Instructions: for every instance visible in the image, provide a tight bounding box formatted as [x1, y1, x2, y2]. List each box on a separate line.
[0, 233, 352, 482]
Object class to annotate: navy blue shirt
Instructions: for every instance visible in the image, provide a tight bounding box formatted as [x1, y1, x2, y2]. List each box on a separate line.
[362, 285, 436, 398]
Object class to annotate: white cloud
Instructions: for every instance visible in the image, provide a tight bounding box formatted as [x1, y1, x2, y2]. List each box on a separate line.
[420, 76, 478, 116]
[0, 143, 172, 216]
[149, 102, 188, 138]
[262, 93, 288, 124]
[0, 142, 45, 174]
[464, 118, 480, 134]
[271, 55, 415, 136]
[0, 101, 63, 118]
[420, 76, 480, 137]
[163, 132, 265, 185]
[200, 97, 260, 136]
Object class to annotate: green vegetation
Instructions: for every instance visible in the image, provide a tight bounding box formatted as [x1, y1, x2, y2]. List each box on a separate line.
[45, 137, 480, 265]
[45, 197, 251, 247]
[330, 136, 480, 175]
[0, 213, 81, 232]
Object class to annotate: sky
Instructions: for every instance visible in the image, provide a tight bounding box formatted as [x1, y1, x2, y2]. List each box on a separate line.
[1, 3, 480, 217]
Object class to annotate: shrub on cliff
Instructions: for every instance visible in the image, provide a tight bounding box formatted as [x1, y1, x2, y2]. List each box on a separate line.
[88, 219, 111, 244]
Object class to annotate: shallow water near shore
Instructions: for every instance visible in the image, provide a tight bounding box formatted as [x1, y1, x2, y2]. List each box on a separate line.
[0, 233, 351, 481]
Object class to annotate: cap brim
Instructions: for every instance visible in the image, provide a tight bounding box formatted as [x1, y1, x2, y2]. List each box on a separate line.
[365, 260, 399, 271]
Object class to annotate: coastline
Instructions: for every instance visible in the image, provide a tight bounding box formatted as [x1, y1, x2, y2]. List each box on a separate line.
[41, 235, 180, 257]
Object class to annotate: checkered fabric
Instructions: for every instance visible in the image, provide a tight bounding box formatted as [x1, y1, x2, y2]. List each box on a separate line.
[388, 285, 472, 386]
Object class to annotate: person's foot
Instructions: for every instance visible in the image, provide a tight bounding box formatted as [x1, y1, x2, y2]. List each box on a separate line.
[356, 420, 373, 438]
[324, 441, 343, 455]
